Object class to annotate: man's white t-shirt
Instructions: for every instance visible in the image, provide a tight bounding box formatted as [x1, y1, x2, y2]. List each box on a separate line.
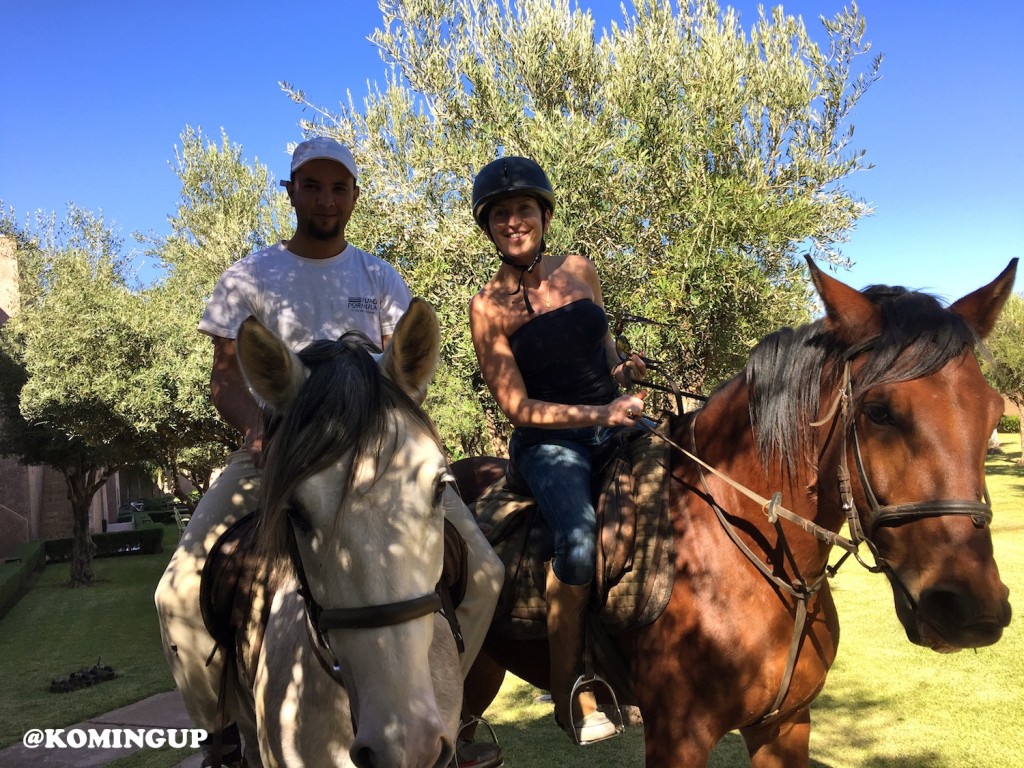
[198, 242, 412, 351]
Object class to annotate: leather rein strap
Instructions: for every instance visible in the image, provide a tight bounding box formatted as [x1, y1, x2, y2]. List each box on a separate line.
[640, 354, 994, 727]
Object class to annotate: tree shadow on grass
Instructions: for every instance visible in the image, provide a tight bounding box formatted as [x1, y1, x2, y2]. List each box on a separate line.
[812, 688, 947, 768]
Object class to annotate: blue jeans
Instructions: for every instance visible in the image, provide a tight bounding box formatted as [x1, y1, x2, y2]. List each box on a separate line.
[509, 426, 623, 586]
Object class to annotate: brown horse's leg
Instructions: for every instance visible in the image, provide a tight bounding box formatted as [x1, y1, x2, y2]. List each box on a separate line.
[741, 708, 811, 768]
[641, 715, 715, 768]
[460, 651, 507, 737]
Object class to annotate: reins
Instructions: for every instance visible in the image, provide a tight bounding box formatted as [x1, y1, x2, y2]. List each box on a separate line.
[636, 416, 845, 726]
[637, 353, 994, 726]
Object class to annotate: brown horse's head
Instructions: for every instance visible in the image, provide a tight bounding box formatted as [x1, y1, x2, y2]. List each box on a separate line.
[808, 258, 1016, 651]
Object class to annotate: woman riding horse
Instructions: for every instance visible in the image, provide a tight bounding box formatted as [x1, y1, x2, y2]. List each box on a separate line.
[468, 156, 647, 745]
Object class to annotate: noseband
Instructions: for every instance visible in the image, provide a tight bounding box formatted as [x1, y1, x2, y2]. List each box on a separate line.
[285, 522, 443, 671]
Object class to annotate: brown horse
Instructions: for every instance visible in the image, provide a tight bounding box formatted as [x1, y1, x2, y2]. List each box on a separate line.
[453, 258, 1015, 767]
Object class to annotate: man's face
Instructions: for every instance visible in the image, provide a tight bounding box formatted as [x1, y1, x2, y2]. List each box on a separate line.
[286, 159, 359, 241]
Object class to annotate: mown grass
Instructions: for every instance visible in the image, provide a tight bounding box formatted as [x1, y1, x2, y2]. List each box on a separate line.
[0, 526, 177, 749]
[2, 440, 1023, 767]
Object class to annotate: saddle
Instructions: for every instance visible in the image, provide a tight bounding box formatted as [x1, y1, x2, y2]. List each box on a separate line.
[473, 419, 674, 641]
[200, 513, 273, 681]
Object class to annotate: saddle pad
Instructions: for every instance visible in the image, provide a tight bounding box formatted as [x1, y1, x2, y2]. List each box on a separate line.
[475, 422, 674, 640]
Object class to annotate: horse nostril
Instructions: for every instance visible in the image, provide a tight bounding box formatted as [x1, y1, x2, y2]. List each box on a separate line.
[919, 587, 971, 627]
[434, 735, 455, 768]
[351, 746, 375, 768]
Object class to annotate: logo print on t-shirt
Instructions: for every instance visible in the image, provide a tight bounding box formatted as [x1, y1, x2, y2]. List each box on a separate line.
[348, 297, 379, 313]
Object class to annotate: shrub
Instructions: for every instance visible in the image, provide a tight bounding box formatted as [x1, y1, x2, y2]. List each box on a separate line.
[142, 494, 176, 512]
[998, 415, 1020, 433]
[0, 542, 45, 618]
[43, 526, 164, 563]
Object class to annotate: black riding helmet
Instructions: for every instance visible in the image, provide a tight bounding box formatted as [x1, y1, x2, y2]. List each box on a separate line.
[471, 156, 556, 229]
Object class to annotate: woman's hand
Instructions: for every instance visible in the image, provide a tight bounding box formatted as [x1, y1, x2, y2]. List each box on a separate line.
[607, 392, 647, 426]
[612, 353, 647, 389]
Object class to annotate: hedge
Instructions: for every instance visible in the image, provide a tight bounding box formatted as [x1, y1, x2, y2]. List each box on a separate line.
[0, 541, 45, 619]
[998, 415, 1020, 433]
[43, 526, 164, 563]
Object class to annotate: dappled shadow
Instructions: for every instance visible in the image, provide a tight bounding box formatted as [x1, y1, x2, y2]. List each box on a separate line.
[812, 688, 947, 767]
[155, 310, 462, 767]
[489, 679, 843, 766]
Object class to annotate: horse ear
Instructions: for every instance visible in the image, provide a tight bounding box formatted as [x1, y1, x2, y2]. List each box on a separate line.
[948, 258, 1018, 339]
[805, 256, 882, 345]
[236, 316, 306, 412]
[381, 298, 440, 405]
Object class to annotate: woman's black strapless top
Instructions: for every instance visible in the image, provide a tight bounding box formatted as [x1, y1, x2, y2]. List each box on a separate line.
[508, 299, 619, 406]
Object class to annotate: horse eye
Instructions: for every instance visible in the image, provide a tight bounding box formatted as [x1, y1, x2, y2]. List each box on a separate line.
[434, 473, 455, 507]
[286, 503, 312, 534]
[862, 402, 895, 426]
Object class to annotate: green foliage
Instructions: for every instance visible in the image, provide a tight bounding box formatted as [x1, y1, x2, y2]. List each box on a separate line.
[984, 293, 1024, 407]
[0, 542, 45, 619]
[998, 414, 1020, 433]
[1, 206, 145, 459]
[138, 128, 296, 485]
[42, 526, 164, 563]
[283, 0, 881, 454]
[146, 126, 293, 293]
[0, 205, 152, 584]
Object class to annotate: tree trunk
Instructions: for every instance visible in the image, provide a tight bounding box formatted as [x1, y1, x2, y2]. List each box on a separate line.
[69, 498, 96, 586]
[166, 462, 195, 512]
[63, 462, 110, 587]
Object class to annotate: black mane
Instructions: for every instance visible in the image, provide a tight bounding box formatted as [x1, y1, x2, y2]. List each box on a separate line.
[744, 285, 978, 474]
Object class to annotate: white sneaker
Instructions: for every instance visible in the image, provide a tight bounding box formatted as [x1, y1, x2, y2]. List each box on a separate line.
[574, 710, 619, 745]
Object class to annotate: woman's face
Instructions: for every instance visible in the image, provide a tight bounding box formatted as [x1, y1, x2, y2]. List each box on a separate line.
[486, 194, 550, 263]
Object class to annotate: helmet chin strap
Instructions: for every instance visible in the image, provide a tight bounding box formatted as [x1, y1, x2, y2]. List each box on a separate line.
[500, 242, 545, 315]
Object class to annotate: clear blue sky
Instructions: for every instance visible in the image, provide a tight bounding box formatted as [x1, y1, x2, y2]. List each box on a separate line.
[2, 0, 1022, 303]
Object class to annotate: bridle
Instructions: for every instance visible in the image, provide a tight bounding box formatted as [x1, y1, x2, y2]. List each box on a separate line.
[640, 349, 994, 725]
[284, 509, 462, 681]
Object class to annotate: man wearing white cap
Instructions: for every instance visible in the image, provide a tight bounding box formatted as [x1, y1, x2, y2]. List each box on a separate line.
[155, 137, 504, 768]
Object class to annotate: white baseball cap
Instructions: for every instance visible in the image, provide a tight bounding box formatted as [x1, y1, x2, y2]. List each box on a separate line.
[289, 137, 358, 180]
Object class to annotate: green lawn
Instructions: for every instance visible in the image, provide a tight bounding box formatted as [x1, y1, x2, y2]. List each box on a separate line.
[2, 440, 1023, 767]
[0, 526, 176, 749]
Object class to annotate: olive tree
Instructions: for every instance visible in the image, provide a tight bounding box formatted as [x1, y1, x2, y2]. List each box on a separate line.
[282, 0, 881, 457]
[139, 127, 294, 498]
[0, 206, 150, 585]
[983, 292, 1024, 462]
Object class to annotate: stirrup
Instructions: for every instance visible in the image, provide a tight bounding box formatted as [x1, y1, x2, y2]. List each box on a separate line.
[450, 716, 504, 768]
[568, 673, 625, 745]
